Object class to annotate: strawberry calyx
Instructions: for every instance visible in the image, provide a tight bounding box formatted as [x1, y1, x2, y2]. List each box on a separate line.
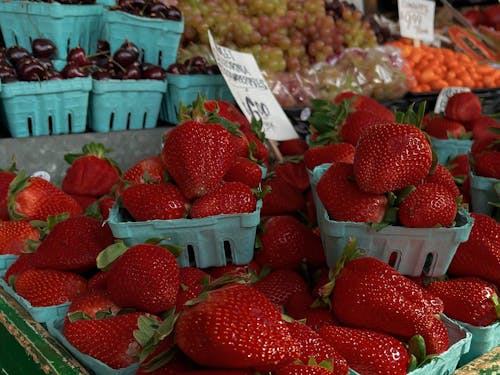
[395, 101, 427, 129]
[64, 142, 121, 174]
[492, 292, 500, 320]
[407, 334, 439, 371]
[307, 98, 352, 146]
[1, 157, 18, 173]
[26, 213, 69, 252]
[8, 170, 31, 221]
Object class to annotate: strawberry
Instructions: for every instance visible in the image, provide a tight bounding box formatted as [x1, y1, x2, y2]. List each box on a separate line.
[279, 138, 309, 156]
[303, 308, 339, 331]
[223, 156, 263, 188]
[353, 122, 433, 194]
[87, 271, 109, 292]
[255, 215, 326, 269]
[203, 99, 251, 132]
[398, 183, 458, 228]
[62, 142, 121, 197]
[261, 175, 306, 216]
[246, 130, 270, 164]
[8, 173, 83, 221]
[102, 243, 180, 314]
[318, 325, 410, 375]
[98, 195, 116, 220]
[286, 321, 349, 375]
[470, 116, 500, 140]
[339, 109, 391, 145]
[3, 253, 38, 284]
[121, 155, 166, 185]
[176, 267, 211, 312]
[121, 182, 190, 221]
[334, 92, 395, 122]
[66, 289, 120, 320]
[69, 194, 98, 211]
[303, 143, 355, 171]
[425, 117, 467, 139]
[14, 269, 87, 307]
[447, 213, 500, 286]
[174, 283, 300, 370]
[63, 311, 152, 369]
[181, 371, 254, 375]
[276, 364, 335, 375]
[0, 170, 16, 220]
[445, 91, 482, 123]
[446, 154, 470, 183]
[423, 163, 461, 198]
[206, 261, 260, 280]
[474, 150, 500, 179]
[284, 290, 315, 320]
[471, 132, 500, 158]
[161, 121, 236, 200]
[274, 160, 310, 192]
[0, 221, 39, 255]
[251, 268, 309, 307]
[316, 163, 388, 223]
[189, 181, 257, 218]
[426, 277, 500, 327]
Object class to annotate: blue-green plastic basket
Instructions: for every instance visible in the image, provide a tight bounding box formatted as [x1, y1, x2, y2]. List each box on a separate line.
[0, 278, 70, 324]
[106, 200, 261, 269]
[102, 9, 183, 69]
[310, 164, 474, 277]
[47, 320, 139, 375]
[348, 316, 471, 375]
[0, 78, 92, 137]
[469, 171, 499, 216]
[0, 1, 103, 61]
[0, 255, 18, 276]
[430, 137, 472, 165]
[160, 74, 234, 124]
[88, 78, 167, 132]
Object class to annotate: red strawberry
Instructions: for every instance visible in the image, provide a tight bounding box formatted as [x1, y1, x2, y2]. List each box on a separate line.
[103, 243, 180, 314]
[246, 131, 270, 164]
[174, 283, 300, 370]
[423, 163, 461, 197]
[252, 268, 309, 307]
[14, 269, 87, 307]
[275, 364, 334, 375]
[426, 277, 500, 327]
[339, 109, 391, 145]
[470, 116, 500, 140]
[181, 371, 254, 375]
[63, 311, 152, 369]
[334, 92, 395, 122]
[121, 155, 166, 185]
[66, 289, 120, 320]
[87, 271, 109, 292]
[316, 163, 388, 223]
[176, 267, 211, 312]
[274, 160, 310, 192]
[260, 175, 306, 216]
[471, 133, 500, 158]
[206, 261, 260, 280]
[425, 117, 467, 139]
[8, 173, 83, 221]
[446, 154, 470, 183]
[203, 100, 251, 132]
[223, 156, 263, 188]
[474, 150, 500, 179]
[62, 142, 121, 197]
[447, 213, 500, 286]
[286, 321, 349, 375]
[3, 253, 38, 284]
[398, 183, 458, 228]
[353, 123, 433, 194]
[0, 221, 39, 255]
[121, 182, 190, 221]
[279, 138, 309, 156]
[303, 308, 339, 331]
[161, 121, 237, 200]
[303, 143, 355, 171]
[445, 91, 482, 123]
[0, 170, 16, 220]
[189, 181, 257, 218]
[69, 194, 98, 211]
[98, 195, 116, 220]
[318, 325, 410, 375]
[255, 215, 325, 269]
[284, 290, 315, 320]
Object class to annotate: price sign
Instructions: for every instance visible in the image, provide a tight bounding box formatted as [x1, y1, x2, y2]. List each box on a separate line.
[398, 0, 435, 42]
[208, 31, 298, 141]
[434, 87, 471, 114]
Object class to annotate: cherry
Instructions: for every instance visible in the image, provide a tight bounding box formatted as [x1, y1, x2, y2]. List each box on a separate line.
[97, 40, 110, 54]
[16, 58, 47, 81]
[165, 6, 182, 21]
[149, 3, 168, 18]
[122, 64, 142, 79]
[48, 71, 64, 80]
[0, 65, 17, 82]
[32, 38, 57, 59]
[113, 48, 139, 68]
[67, 46, 90, 67]
[61, 61, 89, 78]
[166, 63, 187, 75]
[92, 69, 113, 80]
[142, 64, 165, 80]
[206, 64, 221, 75]
[6, 46, 31, 66]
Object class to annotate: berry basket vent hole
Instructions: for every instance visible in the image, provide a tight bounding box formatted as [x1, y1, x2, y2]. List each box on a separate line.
[48, 115, 53, 135]
[186, 244, 196, 267]
[27, 117, 34, 136]
[423, 253, 434, 275]
[224, 240, 233, 263]
[388, 251, 400, 268]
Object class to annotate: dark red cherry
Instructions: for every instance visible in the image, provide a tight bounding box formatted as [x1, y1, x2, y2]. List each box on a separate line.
[165, 6, 182, 21]
[32, 38, 57, 59]
[61, 62, 89, 78]
[142, 64, 165, 80]
[96, 40, 110, 54]
[122, 64, 142, 79]
[113, 49, 138, 67]
[17, 59, 48, 81]
[92, 69, 113, 80]
[48, 71, 64, 80]
[166, 63, 187, 75]
[6, 46, 31, 65]
[67, 46, 90, 67]
[0, 65, 17, 82]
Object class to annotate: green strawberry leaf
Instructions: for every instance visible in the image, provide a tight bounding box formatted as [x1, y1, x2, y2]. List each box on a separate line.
[408, 334, 426, 364]
[96, 241, 128, 271]
[67, 311, 93, 323]
[1, 156, 17, 173]
[7, 170, 31, 221]
[408, 354, 418, 373]
[492, 293, 500, 319]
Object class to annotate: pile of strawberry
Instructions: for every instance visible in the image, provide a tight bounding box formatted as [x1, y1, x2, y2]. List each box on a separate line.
[0, 94, 499, 375]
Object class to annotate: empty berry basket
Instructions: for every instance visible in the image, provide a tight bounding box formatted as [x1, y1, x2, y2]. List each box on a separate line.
[469, 171, 499, 216]
[0, 78, 92, 137]
[430, 137, 472, 165]
[88, 78, 167, 132]
[160, 73, 234, 124]
[0, 1, 103, 61]
[310, 164, 474, 277]
[106, 201, 262, 269]
[102, 9, 184, 69]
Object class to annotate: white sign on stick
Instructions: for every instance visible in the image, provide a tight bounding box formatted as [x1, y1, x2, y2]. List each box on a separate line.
[398, 0, 435, 42]
[208, 31, 298, 141]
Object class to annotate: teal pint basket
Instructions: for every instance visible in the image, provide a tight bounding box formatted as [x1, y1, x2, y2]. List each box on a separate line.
[160, 73, 234, 124]
[430, 137, 472, 165]
[0, 278, 70, 324]
[0, 255, 18, 277]
[106, 200, 262, 269]
[102, 9, 184, 69]
[469, 171, 499, 216]
[454, 319, 500, 366]
[47, 320, 139, 375]
[0, 1, 103, 61]
[88, 78, 167, 132]
[0, 78, 92, 137]
[310, 164, 474, 277]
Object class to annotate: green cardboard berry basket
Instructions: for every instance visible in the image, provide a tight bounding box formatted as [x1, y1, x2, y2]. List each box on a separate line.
[160, 73, 234, 124]
[309, 164, 474, 277]
[0, 0, 103, 61]
[430, 137, 472, 165]
[88, 78, 167, 132]
[106, 200, 262, 269]
[0, 77, 92, 138]
[469, 171, 499, 217]
[101, 9, 184, 69]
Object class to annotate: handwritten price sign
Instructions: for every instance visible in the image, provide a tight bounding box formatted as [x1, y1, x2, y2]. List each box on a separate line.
[398, 0, 435, 42]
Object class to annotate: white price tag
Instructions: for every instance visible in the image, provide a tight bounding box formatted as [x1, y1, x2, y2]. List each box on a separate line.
[208, 31, 299, 141]
[398, 0, 436, 42]
[434, 87, 471, 114]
